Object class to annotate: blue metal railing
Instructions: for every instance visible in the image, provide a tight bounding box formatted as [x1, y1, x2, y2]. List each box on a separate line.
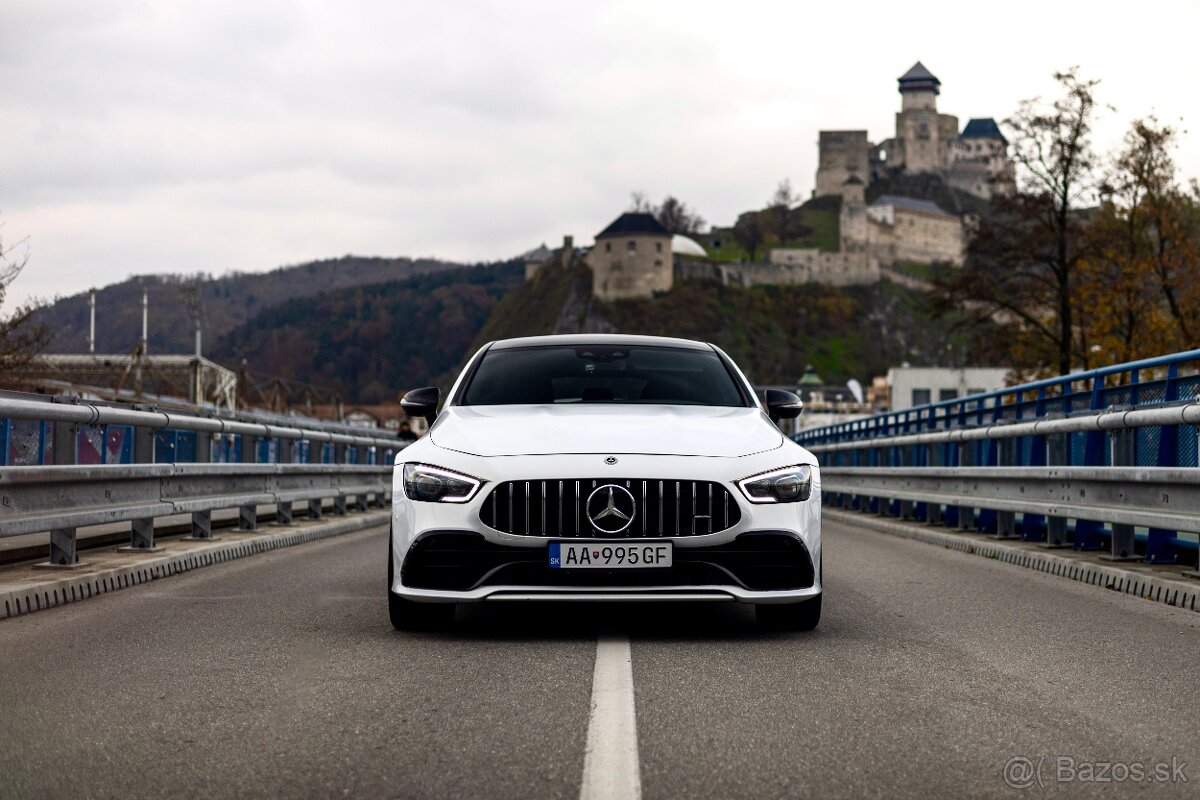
[0, 392, 402, 468]
[796, 349, 1200, 565]
[1, 420, 378, 467]
[796, 349, 1200, 469]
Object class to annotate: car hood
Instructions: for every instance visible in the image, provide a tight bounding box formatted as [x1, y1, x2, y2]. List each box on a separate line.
[430, 405, 783, 458]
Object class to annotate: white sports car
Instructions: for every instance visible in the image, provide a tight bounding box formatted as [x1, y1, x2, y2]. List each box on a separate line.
[389, 334, 822, 629]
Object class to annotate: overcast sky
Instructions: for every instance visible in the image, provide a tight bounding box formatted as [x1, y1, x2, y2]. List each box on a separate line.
[3, 0, 1199, 307]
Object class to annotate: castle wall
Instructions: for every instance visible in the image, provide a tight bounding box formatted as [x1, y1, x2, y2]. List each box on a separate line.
[764, 249, 880, 285]
[866, 206, 963, 265]
[815, 130, 871, 197]
[946, 137, 1015, 199]
[587, 233, 673, 300]
[840, 200, 869, 252]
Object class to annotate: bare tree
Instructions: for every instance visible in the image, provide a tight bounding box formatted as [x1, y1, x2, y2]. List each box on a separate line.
[732, 212, 766, 262]
[940, 69, 1101, 374]
[627, 192, 706, 235]
[0, 220, 50, 377]
[655, 195, 706, 236]
[767, 179, 797, 244]
[1005, 68, 1102, 373]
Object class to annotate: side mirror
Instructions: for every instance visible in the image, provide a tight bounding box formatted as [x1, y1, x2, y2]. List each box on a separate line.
[401, 387, 441, 427]
[765, 389, 803, 423]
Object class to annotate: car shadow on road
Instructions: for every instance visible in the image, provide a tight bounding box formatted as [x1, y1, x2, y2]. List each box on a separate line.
[406, 600, 827, 643]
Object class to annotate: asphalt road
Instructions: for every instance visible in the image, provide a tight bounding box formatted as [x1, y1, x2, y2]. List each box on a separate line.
[1, 518, 1197, 799]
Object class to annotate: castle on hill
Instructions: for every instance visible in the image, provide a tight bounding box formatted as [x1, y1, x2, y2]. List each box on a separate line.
[527, 62, 1013, 300]
[815, 61, 1014, 201]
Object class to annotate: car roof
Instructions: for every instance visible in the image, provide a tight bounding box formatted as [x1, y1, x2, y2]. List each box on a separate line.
[488, 333, 713, 351]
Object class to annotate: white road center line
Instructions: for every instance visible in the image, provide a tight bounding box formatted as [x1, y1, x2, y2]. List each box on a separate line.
[580, 635, 642, 800]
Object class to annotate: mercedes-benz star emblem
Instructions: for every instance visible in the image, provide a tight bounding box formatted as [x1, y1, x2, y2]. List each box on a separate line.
[586, 484, 637, 534]
[605, 456, 618, 465]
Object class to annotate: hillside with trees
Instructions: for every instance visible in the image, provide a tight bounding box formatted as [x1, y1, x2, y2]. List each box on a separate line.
[462, 255, 988, 390]
[213, 261, 524, 402]
[31, 255, 465, 357]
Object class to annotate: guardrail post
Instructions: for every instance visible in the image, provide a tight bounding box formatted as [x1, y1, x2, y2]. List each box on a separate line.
[926, 442, 944, 526]
[356, 493, 369, 512]
[188, 510, 213, 540]
[134, 424, 155, 464]
[195, 430, 212, 464]
[1043, 431, 1071, 548]
[278, 437, 294, 464]
[994, 436, 1017, 539]
[125, 517, 158, 552]
[308, 497, 323, 519]
[1145, 365, 1181, 563]
[237, 433, 259, 531]
[276, 497, 294, 526]
[899, 445, 914, 520]
[334, 442, 347, 464]
[1102, 427, 1140, 561]
[239, 503, 257, 532]
[873, 446, 889, 516]
[124, 423, 158, 552]
[45, 416, 81, 566]
[240, 433, 258, 465]
[956, 440, 974, 531]
[334, 492, 348, 516]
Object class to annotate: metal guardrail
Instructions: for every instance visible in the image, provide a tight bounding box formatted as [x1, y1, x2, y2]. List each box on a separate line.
[796, 348, 1200, 451]
[0, 463, 392, 565]
[0, 393, 405, 565]
[791, 350, 1200, 570]
[822, 467, 1199, 535]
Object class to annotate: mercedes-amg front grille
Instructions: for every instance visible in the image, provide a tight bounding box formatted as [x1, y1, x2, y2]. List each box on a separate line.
[479, 478, 742, 538]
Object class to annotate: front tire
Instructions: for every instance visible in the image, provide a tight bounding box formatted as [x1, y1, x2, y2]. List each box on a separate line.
[756, 595, 821, 630]
[388, 525, 455, 630]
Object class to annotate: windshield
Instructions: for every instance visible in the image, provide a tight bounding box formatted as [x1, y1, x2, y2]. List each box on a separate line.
[460, 344, 749, 407]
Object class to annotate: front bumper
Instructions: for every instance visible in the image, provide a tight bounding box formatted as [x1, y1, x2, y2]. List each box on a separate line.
[393, 529, 821, 604]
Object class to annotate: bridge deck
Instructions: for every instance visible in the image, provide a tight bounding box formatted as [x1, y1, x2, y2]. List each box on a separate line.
[1, 518, 1196, 798]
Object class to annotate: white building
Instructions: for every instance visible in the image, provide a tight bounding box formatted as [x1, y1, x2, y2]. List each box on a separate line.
[886, 366, 1009, 410]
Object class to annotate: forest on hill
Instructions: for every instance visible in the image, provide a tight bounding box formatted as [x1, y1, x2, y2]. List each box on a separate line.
[31, 255, 464, 356]
[461, 260, 988, 391]
[212, 261, 525, 402]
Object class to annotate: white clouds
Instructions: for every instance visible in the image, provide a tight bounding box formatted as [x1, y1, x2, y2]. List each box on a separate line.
[3, 0, 1199, 307]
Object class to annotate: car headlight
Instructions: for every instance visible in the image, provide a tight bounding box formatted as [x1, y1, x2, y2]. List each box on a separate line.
[737, 465, 813, 503]
[402, 463, 484, 503]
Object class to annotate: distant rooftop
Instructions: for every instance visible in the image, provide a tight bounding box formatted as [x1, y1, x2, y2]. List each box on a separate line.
[961, 118, 1006, 141]
[898, 61, 940, 94]
[596, 212, 669, 238]
[870, 195, 953, 217]
[521, 243, 553, 262]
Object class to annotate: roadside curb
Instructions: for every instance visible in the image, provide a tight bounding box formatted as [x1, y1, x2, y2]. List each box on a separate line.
[825, 508, 1200, 614]
[0, 511, 391, 621]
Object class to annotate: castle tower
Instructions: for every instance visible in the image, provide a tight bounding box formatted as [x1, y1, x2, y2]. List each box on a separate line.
[814, 130, 871, 198]
[587, 212, 673, 300]
[898, 61, 939, 112]
[893, 62, 958, 174]
[838, 176, 868, 252]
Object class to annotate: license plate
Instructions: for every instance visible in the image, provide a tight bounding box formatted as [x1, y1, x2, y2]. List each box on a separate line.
[549, 541, 672, 569]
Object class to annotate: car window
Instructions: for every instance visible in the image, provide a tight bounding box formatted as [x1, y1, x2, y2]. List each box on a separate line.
[461, 345, 748, 407]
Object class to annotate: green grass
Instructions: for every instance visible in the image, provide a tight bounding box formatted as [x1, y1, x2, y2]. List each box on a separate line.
[698, 197, 842, 263]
